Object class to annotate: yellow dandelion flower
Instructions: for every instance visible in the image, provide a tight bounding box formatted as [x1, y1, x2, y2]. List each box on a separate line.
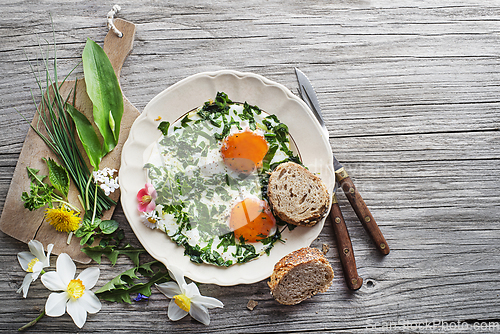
[44, 207, 81, 232]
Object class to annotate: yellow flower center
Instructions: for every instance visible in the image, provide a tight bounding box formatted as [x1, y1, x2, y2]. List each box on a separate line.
[173, 294, 191, 312]
[67, 279, 85, 299]
[147, 217, 157, 224]
[27, 258, 40, 273]
[44, 207, 81, 233]
[141, 195, 152, 205]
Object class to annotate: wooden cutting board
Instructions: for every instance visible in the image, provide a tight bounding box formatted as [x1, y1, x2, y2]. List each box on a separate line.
[0, 19, 139, 263]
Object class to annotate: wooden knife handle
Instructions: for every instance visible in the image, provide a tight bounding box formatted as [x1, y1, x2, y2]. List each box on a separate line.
[330, 194, 363, 290]
[336, 167, 390, 255]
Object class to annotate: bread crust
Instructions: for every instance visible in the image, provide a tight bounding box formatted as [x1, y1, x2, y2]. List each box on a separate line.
[268, 247, 334, 305]
[267, 162, 330, 227]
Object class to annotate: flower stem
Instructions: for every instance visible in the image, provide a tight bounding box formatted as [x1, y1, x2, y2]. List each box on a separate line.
[77, 194, 85, 210]
[67, 231, 74, 245]
[85, 174, 93, 211]
[91, 180, 98, 225]
[52, 199, 80, 213]
[18, 310, 45, 331]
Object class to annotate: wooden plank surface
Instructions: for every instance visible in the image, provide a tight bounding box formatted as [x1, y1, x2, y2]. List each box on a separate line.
[1, 0, 499, 333]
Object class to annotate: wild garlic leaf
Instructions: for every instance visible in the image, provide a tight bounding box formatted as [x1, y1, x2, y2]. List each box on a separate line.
[66, 103, 103, 170]
[82, 38, 123, 154]
[43, 158, 70, 198]
[108, 109, 116, 137]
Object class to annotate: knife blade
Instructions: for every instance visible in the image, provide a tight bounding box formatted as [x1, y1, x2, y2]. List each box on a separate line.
[295, 68, 390, 256]
[295, 68, 363, 290]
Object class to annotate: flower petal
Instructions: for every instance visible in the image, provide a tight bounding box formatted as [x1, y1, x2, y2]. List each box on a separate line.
[76, 267, 100, 290]
[45, 292, 69, 317]
[67, 298, 87, 328]
[189, 302, 211, 325]
[168, 298, 188, 321]
[41, 271, 66, 291]
[28, 240, 45, 260]
[156, 282, 182, 298]
[17, 273, 34, 298]
[17, 252, 35, 271]
[184, 282, 201, 299]
[145, 201, 156, 212]
[168, 266, 187, 292]
[78, 290, 101, 314]
[32, 261, 45, 277]
[56, 253, 76, 285]
[44, 244, 54, 267]
[191, 295, 224, 309]
[137, 187, 148, 201]
[147, 183, 157, 199]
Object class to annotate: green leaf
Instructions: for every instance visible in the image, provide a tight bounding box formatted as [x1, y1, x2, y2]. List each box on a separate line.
[43, 158, 70, 198]
[82, 38, 124, 154]
[99, 219, 119, 234]
[80, 232, 94, 246]
[95, 261, 170, 304]
[158, 121, 170, 135]
[26, 167, 46, 185]
[81, 244, 146, 266]
[116, 244, 144, 266]
[66, 103, 103, 170]
[21, 167, 56, 210]
[108, 109, 116, 137]
[21, 182, 55, 211]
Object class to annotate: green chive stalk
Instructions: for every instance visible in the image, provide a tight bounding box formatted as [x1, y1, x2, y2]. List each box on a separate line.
[23, 33, 115, 215]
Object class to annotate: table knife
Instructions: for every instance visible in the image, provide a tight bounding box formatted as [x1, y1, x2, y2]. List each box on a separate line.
[295, 68, 390, 256]
[294, 69, 361, 290]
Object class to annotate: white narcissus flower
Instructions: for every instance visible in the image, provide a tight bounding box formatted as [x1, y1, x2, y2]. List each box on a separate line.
[41, 253, 101, 328]
[156, 266, 224, 326]
[17, 240, 53, 298]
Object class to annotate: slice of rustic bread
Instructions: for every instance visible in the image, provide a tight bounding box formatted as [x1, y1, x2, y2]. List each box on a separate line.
[267, 162, 329, 227]
[268, 247, 334, 305]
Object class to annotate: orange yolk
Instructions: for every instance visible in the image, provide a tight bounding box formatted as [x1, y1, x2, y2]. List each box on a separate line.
[229, 197, 276, 243]
[221, 130, 268, 174]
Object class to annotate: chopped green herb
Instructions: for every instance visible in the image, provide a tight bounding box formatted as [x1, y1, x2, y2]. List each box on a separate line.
[158, 121, 170, 135]
[144, 92, 301, 266]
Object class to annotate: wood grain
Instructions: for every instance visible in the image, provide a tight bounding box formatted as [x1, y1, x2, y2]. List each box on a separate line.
[0, 1, 499, 333]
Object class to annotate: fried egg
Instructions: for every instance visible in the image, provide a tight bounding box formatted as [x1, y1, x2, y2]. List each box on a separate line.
[221, 129, 269, 174]
[144, 93, 298, 266]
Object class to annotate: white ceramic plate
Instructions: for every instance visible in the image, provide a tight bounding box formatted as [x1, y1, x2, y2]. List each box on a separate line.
[120, 70, 334, 286]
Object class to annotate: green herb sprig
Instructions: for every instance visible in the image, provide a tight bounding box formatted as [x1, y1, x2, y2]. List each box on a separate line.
[21, 161, 77, 212]
[95, 261, 170, 304]
[21, 33, 115, 216]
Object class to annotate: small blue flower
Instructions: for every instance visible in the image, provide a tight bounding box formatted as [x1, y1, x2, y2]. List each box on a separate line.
[133, 293, 149, 302]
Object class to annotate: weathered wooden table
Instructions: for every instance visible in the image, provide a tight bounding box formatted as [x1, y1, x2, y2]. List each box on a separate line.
[1, 1, 499, 333]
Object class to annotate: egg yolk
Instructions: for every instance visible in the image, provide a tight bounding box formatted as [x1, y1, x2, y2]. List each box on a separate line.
[229, 197, 276, 243]
[221, 130, 268, 174]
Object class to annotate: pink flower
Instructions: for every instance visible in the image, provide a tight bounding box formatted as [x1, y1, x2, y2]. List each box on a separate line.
[137, 183, 157, 212]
